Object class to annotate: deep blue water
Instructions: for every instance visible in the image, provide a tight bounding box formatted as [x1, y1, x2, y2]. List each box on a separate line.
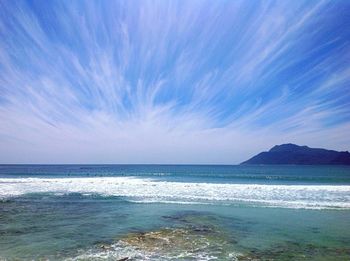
[1, 164, 350, 184]
[0, 165, 350, 260]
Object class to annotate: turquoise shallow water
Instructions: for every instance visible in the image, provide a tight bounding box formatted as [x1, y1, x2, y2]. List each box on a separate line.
[0, 165, 350, 260]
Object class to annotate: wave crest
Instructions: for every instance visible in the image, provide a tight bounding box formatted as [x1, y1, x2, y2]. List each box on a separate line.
[1, 177, 350, 209]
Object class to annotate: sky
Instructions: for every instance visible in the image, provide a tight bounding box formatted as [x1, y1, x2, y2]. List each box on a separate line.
[0, 0, 350, 164]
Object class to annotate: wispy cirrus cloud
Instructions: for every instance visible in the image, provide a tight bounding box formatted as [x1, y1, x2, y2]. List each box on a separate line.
[0, 0, 349, 163]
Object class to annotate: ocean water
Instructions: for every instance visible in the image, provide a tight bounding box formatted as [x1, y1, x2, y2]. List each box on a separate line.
[0, 165, 350, 260]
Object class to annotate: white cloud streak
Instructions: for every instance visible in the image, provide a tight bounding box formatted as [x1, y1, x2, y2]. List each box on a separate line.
[0, 0, 349, 163]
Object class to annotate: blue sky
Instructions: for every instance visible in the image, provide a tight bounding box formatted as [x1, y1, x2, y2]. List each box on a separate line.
[0, 0, 349, 164]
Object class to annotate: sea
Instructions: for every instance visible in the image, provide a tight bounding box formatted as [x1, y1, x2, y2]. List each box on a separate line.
[0, 164, 349, 260]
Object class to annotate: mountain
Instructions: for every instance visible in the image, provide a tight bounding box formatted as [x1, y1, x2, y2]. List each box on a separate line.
[241, 143, 350, 165]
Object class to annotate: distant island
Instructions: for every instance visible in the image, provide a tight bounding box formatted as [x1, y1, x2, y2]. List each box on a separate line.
[241, 143, 350, 165]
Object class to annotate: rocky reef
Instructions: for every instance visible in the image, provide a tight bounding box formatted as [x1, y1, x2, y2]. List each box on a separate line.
[71, 211, 350, 261]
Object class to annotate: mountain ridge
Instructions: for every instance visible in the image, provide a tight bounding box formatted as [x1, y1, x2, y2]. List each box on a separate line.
[241, 144, 350, 165]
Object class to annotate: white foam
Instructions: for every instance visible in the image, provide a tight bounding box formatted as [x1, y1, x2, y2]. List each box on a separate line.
[67, 238, 243, 261]
[1, 177, 350, 209]
[67, 228, 243, 261]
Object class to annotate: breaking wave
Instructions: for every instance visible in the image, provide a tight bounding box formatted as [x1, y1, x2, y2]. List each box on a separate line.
[1, 177, 350, 209]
